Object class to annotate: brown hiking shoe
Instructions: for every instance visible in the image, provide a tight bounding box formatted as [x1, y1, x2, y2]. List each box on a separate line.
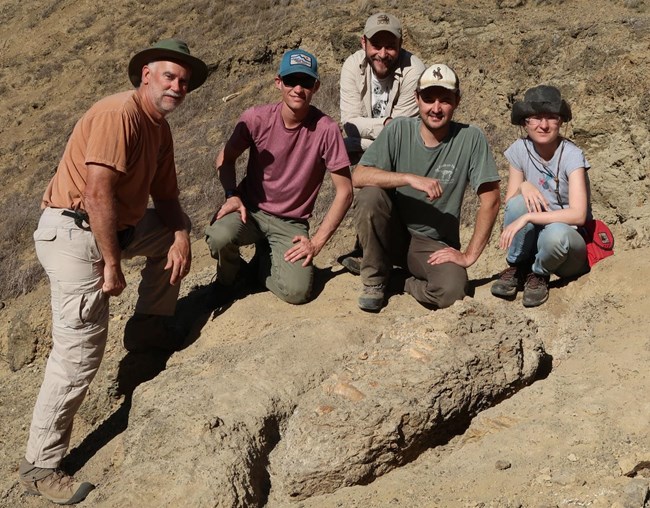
[522, 273, 550, 307]
[491, 265, 526, 298]
[358, 283, 385, 312]
[337, 247, 362, 276]
[340, 255, 361, 276]
[19, 459, 94, 505]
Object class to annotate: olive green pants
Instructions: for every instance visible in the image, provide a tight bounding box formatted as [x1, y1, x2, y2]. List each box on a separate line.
[354, 187, 468, 309]
[205, 208, 313, 304]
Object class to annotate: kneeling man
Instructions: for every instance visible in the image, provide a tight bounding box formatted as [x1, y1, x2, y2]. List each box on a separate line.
[205, 49, 353, 304]
[352, 64, 500, 311]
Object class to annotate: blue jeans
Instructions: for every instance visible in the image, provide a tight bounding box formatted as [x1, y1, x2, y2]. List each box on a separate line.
[504, 194, 589, 277]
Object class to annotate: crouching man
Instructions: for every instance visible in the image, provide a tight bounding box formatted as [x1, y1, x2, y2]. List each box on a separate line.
[205, 49, 352, 304]
[352, 64, 500, 311]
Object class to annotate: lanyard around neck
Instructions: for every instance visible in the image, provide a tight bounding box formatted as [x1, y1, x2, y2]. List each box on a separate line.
[524, 138, 566, 208]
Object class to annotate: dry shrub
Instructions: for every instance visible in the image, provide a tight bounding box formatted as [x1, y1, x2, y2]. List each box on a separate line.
[0, 194, 45, 300]
[312, 72, 341, 121]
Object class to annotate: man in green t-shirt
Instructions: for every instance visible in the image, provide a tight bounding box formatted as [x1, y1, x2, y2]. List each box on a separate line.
[351, 63, 501, 311]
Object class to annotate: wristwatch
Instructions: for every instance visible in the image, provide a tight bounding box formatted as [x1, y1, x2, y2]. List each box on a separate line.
[224, 189, 239, 199]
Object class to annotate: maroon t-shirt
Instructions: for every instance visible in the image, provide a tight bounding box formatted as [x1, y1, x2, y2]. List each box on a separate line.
[228, 103, 350, 219]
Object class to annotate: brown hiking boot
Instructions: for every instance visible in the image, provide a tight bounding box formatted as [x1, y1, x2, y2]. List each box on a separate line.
[491, 265, 526, 298]
[337, 246, 362, 276]
[358, 283, 385, 312]
[19, 459, 94, 505]
[340, 255, 361, 275]
[522, 273, 550, 307]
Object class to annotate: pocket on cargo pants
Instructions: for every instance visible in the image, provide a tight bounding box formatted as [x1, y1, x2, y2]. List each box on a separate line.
[58, 287, 107, 329]
[34, 225, 107, 330]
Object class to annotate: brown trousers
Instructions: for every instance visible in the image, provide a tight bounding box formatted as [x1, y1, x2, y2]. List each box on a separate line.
[353, 187, 468, 309]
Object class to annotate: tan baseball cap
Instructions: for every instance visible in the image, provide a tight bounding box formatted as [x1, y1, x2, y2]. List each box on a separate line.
[417, 64, 460, 93]
[364, 13, 402, 39]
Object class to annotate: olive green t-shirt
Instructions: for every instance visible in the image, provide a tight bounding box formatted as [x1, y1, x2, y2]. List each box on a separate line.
[359, 117, 499, 249]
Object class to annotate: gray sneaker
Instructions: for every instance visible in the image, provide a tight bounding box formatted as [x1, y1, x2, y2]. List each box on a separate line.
[491, 265, 525, 298]
[522, 273, 550, 307]
[358, 283, 385, 312]
[19, 459, 95, 505]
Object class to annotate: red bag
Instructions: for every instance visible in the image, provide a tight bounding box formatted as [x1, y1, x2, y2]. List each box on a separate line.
[580, 219, 614, 267]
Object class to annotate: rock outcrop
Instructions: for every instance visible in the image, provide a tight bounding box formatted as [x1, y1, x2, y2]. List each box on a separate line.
[269, 303, 545, 500]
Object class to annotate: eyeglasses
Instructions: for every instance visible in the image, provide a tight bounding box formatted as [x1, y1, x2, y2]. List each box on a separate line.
[525, 114, 562, 126]
[281, 74, 317, 90]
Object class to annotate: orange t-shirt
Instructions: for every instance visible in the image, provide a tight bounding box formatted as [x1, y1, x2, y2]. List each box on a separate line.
[42, 90, 179, 229]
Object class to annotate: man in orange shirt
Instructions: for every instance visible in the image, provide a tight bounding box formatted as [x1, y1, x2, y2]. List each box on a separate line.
[18, 39, 207, 505]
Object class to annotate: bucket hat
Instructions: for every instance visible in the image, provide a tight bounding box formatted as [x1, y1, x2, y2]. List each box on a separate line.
[511, 85, 572, 125]
[128, 39, 208, 92]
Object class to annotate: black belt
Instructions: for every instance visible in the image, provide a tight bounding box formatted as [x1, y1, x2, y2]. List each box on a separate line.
[61, 209, 134, 250]
[61, 209, 90, 231]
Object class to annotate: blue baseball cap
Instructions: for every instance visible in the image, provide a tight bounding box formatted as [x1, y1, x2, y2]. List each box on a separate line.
[278, 49, 319, 80]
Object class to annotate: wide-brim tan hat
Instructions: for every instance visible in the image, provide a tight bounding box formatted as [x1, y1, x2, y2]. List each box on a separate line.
[128, 39, 208, 92]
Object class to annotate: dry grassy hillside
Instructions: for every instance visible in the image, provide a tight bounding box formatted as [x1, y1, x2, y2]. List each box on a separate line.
[1, 0, 650, 507]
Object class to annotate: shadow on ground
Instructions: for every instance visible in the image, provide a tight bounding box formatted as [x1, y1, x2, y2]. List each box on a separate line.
[61, 264, 343, 474]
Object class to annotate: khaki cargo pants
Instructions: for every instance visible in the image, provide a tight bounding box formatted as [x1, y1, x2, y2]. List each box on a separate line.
[25, 207, 182, 468]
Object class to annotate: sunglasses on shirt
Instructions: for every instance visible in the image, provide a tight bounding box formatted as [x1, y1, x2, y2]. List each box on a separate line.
[281, 74, 317, 90]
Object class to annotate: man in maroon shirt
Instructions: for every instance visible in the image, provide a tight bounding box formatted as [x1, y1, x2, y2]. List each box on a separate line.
[206, 49, 352, 304]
